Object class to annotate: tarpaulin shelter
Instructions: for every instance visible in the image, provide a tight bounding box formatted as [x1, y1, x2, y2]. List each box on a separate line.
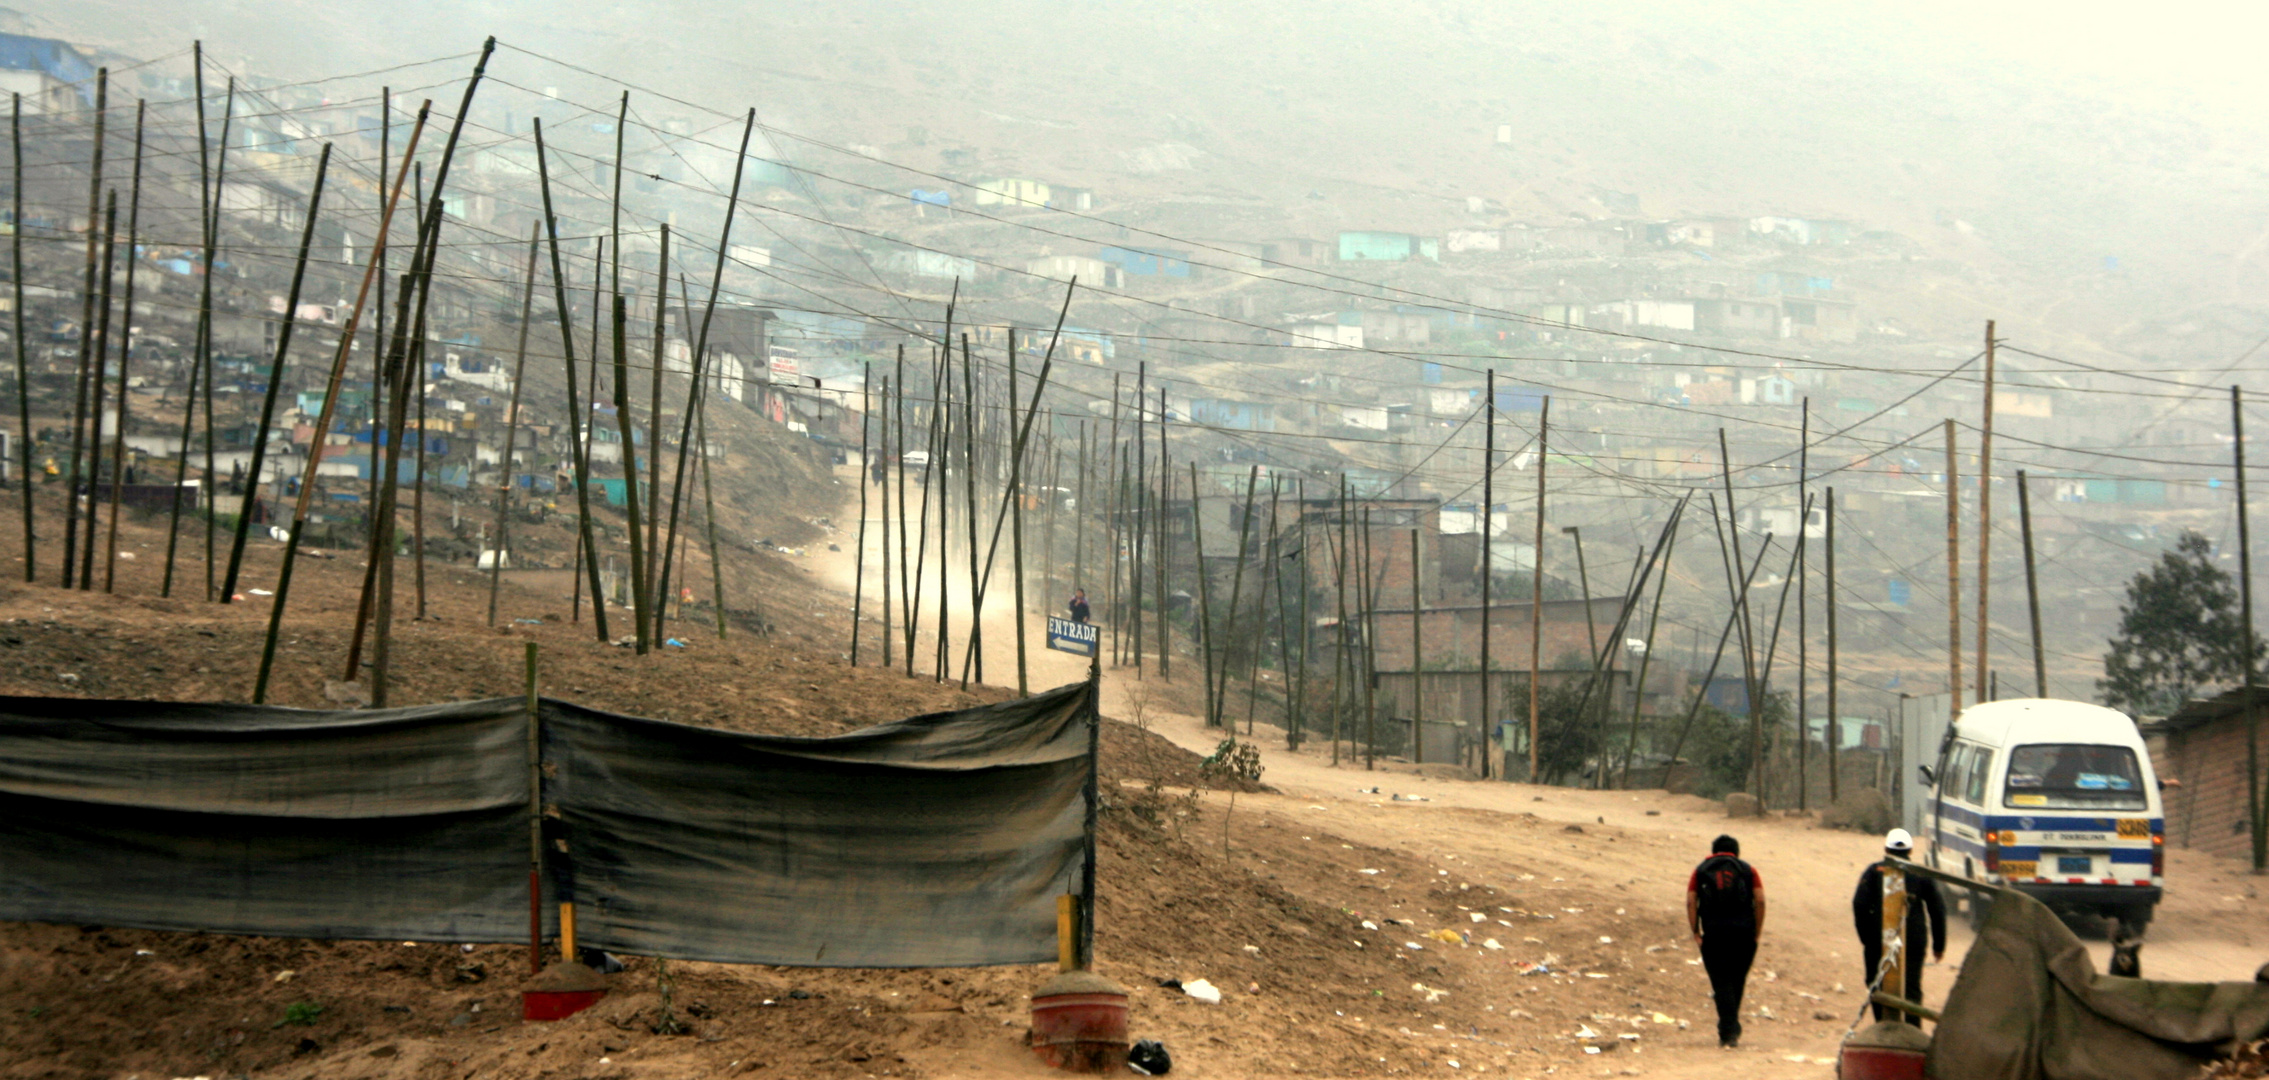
[1928, 887, 2269, 1079]
[0, 681, 1099, 968]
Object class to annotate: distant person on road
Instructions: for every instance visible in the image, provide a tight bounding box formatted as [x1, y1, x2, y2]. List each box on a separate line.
[1851, 828, 1947, 1027]
[1067, 589, 1090, 624]
[1687, 834, 1765, 1048]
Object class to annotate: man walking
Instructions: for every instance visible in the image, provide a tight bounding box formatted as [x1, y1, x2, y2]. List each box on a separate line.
[1687, 834, 1765, 1048]
[1852, 828, 1946, 1026]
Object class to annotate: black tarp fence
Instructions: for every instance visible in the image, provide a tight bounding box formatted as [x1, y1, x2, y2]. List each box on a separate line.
[0, 681, 1096, 968]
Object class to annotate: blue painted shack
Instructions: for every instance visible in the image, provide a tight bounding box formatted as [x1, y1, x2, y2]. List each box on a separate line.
[1099, 246, 1192, 277]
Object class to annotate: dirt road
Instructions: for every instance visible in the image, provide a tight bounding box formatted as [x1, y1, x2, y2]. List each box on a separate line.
[816, 466, 2269, 1077]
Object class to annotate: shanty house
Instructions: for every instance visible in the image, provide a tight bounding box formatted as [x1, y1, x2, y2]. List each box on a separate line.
[0, 33, 93, 115]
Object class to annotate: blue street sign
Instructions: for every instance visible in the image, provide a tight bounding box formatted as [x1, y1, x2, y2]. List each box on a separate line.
[1047, 616, 1098, 658]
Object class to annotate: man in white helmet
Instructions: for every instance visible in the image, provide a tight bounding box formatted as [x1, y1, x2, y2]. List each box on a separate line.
[1851, 828, 1947, 1026]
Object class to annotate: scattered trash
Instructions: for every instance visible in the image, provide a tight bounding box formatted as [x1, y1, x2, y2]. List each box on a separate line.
[1599, 936, 1614, 944]
[1358, 869, 1382, 875]
[1241, 945, 1260, 954]
[1755, 1005, 1776, 1019]
[1650, 1012, 1677, 1025]
[134, 949, 154, 956]
[1404, 942, 1425, 951]
[1482, 939, 1503, 951]
[1356, 786, 1381, 794]
[56, 673, 77, 685]
[1575, 1024, 1600, 1039]
[1391, 793, 1431, 802]
[1618, 1033, 1641, 1041]
[1181, 979, 1222, 1004]
[664, 638, 687, 648]
[1411, 983, 1449, 1002]
[1427, 929, 1466, 945]
[1583, 1047, 1601, 1055]
[1128, 1038, 1172, 1075]
[1361, 920, 1380, 931]
[513, 618, 543, 625]
[272, 970, 295, 983]
[247, 588, 274, 596]
[1516, 961, 1551, 976]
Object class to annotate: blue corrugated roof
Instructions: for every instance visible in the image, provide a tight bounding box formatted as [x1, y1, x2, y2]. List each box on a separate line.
[0, 35, 95, 107]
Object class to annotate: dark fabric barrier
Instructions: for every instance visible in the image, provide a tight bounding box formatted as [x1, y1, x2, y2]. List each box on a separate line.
[541, 680, 1094, 967]
[0, 682, 1096, 967]
[0, 696, 538, 942]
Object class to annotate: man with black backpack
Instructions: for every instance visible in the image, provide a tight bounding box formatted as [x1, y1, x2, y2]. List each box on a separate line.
[1687, 834, 1765, 1048]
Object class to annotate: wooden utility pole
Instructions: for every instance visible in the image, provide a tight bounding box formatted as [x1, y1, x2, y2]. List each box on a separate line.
[1528, 397, 1550, 780]
[1333, 474, 1352, 765]
[962, 336, 981, 690]
[2017, 470, 2045, 698]
[101, 100, 145, 592]
[531, 117, 609, 641]
[1361, 506, 1379, 769]
[1798, 398, 1810, 810]
[853, 367, 871, 663]
[1480, 370, 1497, 777]
[488, 224, 540, 627]
[201, 79, 232, 600]
[1827, 487, 1840, 804]
[1410, 527, 1424, 764]
[1975, 320, 1996, 704]
[1717, 430, 1765, 796]
[79, 193, 116, 592]
[1945, 419, 1963, 711]
[880, 373, 893, 670]
[643, 226, 669, 639]
[1217, 465, 1261, 728]
[1132, 362, 1146, 677]
[8, 93, 25, 582]
[1190, 463, 1217, 725]
[221, 144, 331, 602]
[610, 295, 650, 654]
[1155, 386, 1171, 681]
[61, 68, 103, 590]
[1620, 512, 1680, 788]
[2234, 387, 2262, 873]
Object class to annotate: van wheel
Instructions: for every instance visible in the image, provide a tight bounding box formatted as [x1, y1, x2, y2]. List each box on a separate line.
[1968, 889, 1995, 932]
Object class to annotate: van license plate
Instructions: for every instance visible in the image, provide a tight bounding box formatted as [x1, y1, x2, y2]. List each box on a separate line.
[2057, 856, 2092, 874]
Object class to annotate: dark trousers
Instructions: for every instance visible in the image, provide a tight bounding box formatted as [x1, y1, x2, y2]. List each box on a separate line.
[1863, 944, 1926, 1026]
[1700, 930, 1757, 1044]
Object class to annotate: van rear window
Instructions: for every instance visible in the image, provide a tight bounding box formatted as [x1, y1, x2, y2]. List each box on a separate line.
[2003, 744, 2146, 810]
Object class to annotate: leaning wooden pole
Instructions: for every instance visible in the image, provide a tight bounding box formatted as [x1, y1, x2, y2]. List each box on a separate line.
[1215, 464, 1262, 727]
[656, 111, 754, 647]
[1826, 486, 1841, 804]
[1620, 510, 1680, 788]
[221, 143, 333, 601]
[7, 93, 25, 581]
[60, 68, 104, 589]
[1480, 370, 1496, 777]
[1944, 419, 1963, 712]
[1666, 537, 1775, 786]
[853, 364, 871, 663]
[960, 335, 982, 690]
[161, 59, 218, 597]
[2234, 388, 2262, 872]
[1975, 321, 1997, 704]
[531, 116, 609, 640]
[101, 100, 146, 593]
[610, 295, 651, 654]
[961, 282, 1076, 683]
[1528, 397, 1550, 779]
[1717, 429, 1765, 797]
[642, 227, 668, 639]
[252, 104, 431, 703]
[1189, 461, 1218, 726]
[78, 192, 117, 592]
[2017, 470, 2046, 698]
[697, 403, 728, 637]
[1797, 398, 1810, 810]
[488, 223, 540, 627]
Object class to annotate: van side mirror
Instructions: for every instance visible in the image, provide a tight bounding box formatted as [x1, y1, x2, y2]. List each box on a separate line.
[1917, 765, 1936, 787]
[2159, 778, 2181, 791]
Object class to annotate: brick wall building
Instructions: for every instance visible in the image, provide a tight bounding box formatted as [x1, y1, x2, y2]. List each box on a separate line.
[2149, 686, 2269, 862]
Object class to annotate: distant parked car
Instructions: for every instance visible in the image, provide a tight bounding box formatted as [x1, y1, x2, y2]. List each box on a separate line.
[901, 450, 932, 467]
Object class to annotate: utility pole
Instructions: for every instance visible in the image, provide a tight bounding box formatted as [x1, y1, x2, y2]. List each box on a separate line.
[1798, 398, 1810, 811]
[1975, 320, 1996, 705]
[1410, 527, 1424, 765]
[1826, 487, 1840, 805]
[2017, 470, 2046, 698]
[1945, 419, 1963, 712]
[1529, 397, 1550, 781]
[1480, 370, 1496, 779]
[2234, 387, 2262, 873]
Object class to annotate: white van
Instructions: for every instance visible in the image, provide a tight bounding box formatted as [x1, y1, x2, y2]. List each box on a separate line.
[1918, 698, 2164, 933]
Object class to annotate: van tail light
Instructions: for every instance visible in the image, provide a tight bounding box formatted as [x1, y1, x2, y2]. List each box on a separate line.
[1985, 831, 2001, 876]
[2152, 834, 2164, 878]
